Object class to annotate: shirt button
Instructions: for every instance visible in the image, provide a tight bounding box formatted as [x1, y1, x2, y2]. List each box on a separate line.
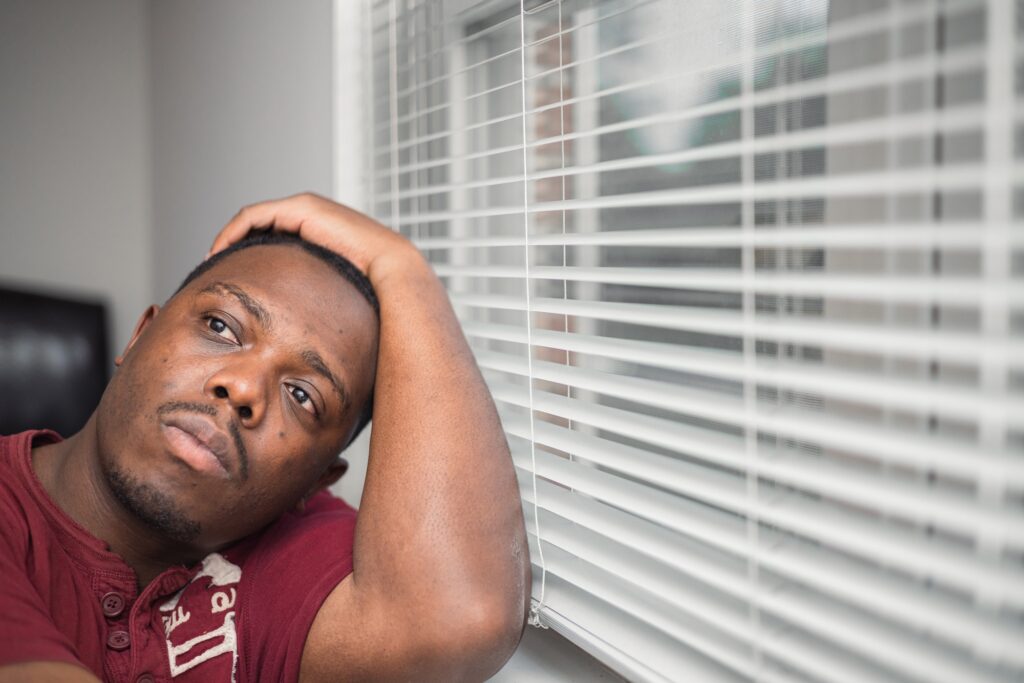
[135, 675, 155, 683]
[100, 591, 126, 618]
[107, 630, 130, 651]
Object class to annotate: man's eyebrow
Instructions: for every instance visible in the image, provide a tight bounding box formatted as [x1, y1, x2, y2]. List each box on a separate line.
[198, 281, 272, 330]
[302, 349, 349, 410]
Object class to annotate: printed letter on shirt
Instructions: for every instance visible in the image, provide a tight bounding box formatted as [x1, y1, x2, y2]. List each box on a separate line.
[162, 553, 242, 681]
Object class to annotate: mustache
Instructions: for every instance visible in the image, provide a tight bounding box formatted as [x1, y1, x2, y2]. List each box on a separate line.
[156, 401, 249, 481]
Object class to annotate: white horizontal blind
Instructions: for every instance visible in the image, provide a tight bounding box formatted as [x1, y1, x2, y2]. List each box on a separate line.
[362, 0, 1024, 681]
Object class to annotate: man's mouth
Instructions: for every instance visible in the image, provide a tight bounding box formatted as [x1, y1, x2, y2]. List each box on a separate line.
[160, 414, 234, 478]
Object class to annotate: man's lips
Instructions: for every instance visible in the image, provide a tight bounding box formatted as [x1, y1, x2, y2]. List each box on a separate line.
[160, 414, 234, 477]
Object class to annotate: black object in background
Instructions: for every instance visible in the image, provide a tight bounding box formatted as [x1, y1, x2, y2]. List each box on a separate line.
[0, 284, 110, 437]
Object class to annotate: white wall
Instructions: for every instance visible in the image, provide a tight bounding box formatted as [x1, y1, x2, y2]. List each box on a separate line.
[0, 0, 152, 360]
[150, 0, 334, 300]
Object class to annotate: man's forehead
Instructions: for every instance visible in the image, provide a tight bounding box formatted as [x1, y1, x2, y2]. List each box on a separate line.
[188, 244, 366, 310]
[200, 242, 325, 281]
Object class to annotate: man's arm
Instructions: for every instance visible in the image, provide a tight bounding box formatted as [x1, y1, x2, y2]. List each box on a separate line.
[211, 194, 530, 682]
[0, 663, 101, 682]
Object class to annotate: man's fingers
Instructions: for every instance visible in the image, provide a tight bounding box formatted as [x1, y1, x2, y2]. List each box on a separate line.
[206, 192, 415, 280]
[208, 196, 314, 257]
[208, 203, 277, 257]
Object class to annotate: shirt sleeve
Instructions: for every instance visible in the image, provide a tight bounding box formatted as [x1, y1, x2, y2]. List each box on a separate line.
[0, 524, 90, 671]
[235, 491, 358, 683]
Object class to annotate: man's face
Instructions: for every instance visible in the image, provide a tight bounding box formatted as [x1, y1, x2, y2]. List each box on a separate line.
[94, 244, 378, 552]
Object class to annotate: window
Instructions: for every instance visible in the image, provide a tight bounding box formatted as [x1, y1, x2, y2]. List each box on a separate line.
[360, 0, 1024, 680]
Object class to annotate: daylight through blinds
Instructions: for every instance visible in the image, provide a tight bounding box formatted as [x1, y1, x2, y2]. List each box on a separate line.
[363, 0, 1024, 681]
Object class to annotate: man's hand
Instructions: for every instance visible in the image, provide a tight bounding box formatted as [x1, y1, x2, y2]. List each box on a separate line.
[209, 193, 416, 284]
[210, 194, 530, 682]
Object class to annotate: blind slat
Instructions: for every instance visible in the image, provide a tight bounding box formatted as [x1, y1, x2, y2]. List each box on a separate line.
[377, 103, 986, 201]
[525, 534, 761, 679]
[374, 46, 986, 179]
[466, 322, 1017, 420]
[397, 164, 1006, 224]
[502, 413, 1023, 547]
[438, 264, 1024, 307]
[380, 0, 982, 116]
[478, 349, 1024, 435]
[534, 574, 740, 683]
[417, 223, 1008, 249]
[519, 474, 1024, 662]
[525, 506, 1016, 682]
[451, 293, 1024, 367]
[510, 445, 1024, 607]
[488, 378, 1024, 495]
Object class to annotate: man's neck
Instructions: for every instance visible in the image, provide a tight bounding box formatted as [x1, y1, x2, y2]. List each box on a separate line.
[31, 419, 204, 588]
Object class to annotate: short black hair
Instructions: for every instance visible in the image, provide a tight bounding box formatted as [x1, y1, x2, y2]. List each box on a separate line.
[174, 231, 378, 449]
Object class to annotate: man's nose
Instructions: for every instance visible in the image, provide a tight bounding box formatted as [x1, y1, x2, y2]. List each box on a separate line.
[205, 362, 266, 426]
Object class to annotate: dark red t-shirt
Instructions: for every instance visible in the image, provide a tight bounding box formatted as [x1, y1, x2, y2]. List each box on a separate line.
[0, 430, 358, 682]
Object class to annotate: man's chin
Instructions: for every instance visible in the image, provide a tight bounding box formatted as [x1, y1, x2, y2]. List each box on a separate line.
[105, 464, 202, 544]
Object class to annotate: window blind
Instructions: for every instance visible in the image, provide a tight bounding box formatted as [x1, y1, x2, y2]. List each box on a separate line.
[361, 0, 1024, 681]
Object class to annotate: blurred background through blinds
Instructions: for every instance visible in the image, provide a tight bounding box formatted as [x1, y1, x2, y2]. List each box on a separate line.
[366, 0, 1024, 681]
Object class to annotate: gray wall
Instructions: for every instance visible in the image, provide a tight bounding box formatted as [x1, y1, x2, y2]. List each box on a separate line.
[0, 0, 152, 359]
[0, 0, 333, 354]
[150, 0, 334, 300]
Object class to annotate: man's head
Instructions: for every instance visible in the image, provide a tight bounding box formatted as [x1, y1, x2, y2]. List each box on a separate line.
[94, 232, 379, 552]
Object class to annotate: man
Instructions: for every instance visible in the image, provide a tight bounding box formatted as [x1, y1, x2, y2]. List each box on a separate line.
[0, 194, 530, 682]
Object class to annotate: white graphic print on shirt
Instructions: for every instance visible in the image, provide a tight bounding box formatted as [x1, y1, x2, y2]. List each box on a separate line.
[159, 553, 242, 681]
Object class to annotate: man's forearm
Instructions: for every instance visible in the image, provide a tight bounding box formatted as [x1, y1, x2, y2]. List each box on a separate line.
[355, 247, 528, 659]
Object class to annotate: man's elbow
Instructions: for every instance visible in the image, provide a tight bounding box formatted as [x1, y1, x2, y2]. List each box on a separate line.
[409, 515, 531, 679]
[440, 517, 532, 678]
[438, 594, 528, 681]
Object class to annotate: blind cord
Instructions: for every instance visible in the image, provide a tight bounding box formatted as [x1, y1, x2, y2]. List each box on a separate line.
[520, 0, 548, 630]
[387, 0, 400, 229]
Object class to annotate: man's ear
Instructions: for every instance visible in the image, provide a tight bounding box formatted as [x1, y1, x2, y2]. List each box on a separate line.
[293, 457, 350, 513]
[316, 456, 349, 491]
[115, 305, 160, 367]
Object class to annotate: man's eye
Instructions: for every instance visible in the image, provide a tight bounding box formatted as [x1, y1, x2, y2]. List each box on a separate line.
[288, 385, 318, 417]
[205, 316, 238, 343]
